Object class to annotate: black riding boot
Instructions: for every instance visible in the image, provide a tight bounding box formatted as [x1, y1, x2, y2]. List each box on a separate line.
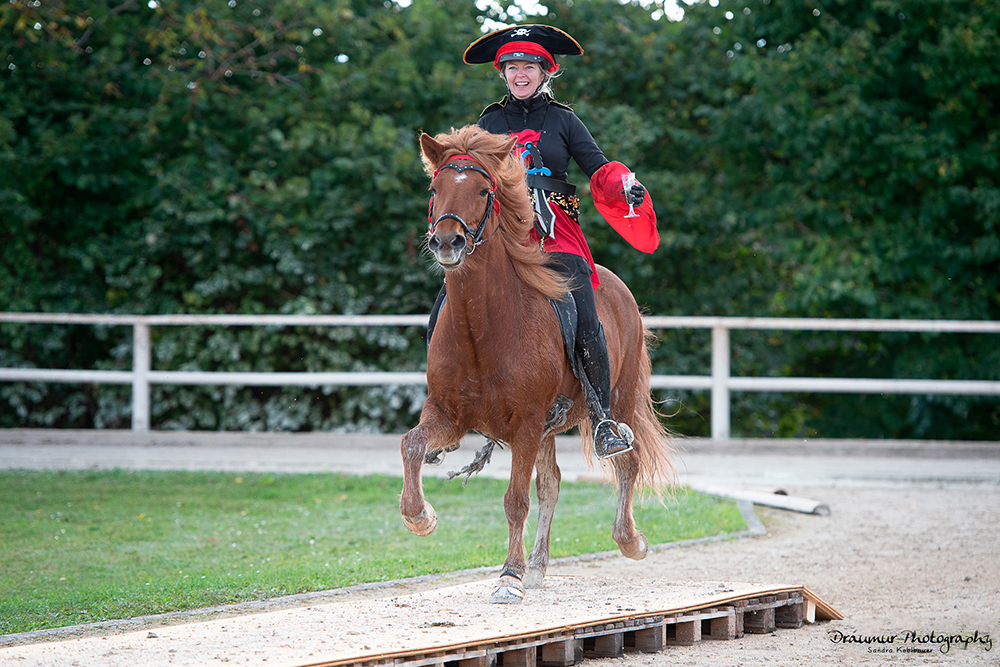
[579, 325, 634, 459]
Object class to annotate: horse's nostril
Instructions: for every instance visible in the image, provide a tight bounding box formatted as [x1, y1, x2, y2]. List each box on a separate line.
[451, 235, 467, 251]
[428, 235, 440, 252]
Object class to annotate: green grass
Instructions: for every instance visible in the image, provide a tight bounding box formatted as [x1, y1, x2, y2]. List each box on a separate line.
[0, 470, 746, 635]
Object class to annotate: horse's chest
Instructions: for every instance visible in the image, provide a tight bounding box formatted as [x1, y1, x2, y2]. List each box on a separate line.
[430, 357, 546, 398]
[428, 347, 561, 426]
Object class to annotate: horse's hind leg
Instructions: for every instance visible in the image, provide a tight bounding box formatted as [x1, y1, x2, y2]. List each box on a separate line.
[400, 401, 463, 537]
[525, 433, 560, 588]
[610, 447, 648, 560]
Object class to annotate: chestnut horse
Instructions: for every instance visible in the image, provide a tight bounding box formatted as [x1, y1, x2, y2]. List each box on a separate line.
[400, 125, 674, 604]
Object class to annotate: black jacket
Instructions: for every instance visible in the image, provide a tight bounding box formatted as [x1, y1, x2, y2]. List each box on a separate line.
[477, 93, 608, 183]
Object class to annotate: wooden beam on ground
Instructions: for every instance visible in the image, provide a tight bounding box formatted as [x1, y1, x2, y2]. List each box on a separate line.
[0, 577, 842, 667]
[688, 483, 832, 515]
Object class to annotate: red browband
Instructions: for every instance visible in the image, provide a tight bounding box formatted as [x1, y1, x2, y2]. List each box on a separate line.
[432, 155, 489, 181]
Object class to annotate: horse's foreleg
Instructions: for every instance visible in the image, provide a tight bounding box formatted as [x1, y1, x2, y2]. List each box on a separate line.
[525, 433, 560, 589]
[400, 401, 462, 537]
[611, 448, 649, 560]
[491, 444, 537, 604]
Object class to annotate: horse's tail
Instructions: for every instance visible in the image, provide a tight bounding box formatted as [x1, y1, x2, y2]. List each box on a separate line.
[630, 326, 678, 490]
[581, 326, 678, 492]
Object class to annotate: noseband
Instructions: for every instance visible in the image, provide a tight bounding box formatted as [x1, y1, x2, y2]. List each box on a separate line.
[428, 155, 499, 254]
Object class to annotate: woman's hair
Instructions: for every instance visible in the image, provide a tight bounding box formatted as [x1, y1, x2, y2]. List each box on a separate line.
[499, 61, 562, 98]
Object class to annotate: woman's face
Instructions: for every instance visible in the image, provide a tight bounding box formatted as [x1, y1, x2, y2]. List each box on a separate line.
[502, 60, 545, 100]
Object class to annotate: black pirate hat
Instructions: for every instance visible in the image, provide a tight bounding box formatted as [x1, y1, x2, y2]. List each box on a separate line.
[464, 24, 583, 74]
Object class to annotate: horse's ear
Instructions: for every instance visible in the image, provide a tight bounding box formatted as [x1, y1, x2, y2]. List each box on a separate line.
[420, 133, 447, 169]
[501, 134, 518, 158]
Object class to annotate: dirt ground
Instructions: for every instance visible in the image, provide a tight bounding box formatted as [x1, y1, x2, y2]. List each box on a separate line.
[548, 482, 1000, 667]
[2, 482, 999, 666]
[2, 433, 998, 666]
[346, 480, 999, 666]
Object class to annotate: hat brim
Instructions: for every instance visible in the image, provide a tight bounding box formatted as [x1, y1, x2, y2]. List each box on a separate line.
[497, 51, 547, 65]
[464, 24, 583, 66]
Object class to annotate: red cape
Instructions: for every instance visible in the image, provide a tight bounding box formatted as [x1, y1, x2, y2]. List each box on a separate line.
[590, 161, 659, 254]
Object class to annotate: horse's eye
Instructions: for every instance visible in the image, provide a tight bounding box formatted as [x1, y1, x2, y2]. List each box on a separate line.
[429, 188, 436, 196]
[480, 188, 489, 197]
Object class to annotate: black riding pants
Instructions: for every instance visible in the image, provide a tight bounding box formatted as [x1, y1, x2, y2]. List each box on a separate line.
[545, 252, 601, 346]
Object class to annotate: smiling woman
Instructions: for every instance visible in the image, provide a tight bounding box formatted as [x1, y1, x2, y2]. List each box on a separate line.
[425, 24, 659, 461]
[501, 60, 545, 100]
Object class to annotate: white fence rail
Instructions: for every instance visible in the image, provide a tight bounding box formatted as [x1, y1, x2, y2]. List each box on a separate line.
[2, 312, 999, 439]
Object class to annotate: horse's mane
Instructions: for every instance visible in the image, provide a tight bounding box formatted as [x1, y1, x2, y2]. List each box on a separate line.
[423, 125, 568, 300]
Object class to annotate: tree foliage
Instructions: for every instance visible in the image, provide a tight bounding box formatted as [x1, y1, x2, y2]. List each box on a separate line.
[1, 0, 997, 438]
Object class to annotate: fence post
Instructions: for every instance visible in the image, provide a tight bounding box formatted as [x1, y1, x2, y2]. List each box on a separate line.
[711, 325, 730, 441]
[132, 322, 151, 432]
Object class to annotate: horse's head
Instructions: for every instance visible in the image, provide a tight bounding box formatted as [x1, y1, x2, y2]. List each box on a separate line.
[420, 131, 518, 271]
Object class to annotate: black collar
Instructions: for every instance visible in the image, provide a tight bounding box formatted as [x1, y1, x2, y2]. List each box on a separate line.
[500, 93, 552, 113]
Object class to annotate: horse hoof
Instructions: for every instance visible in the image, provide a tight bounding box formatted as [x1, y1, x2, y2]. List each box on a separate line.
[619, 532, 648, 560]
[490, 575, 525, 604]
[402, 502, 437, 536]
[524, 567, 546, 589]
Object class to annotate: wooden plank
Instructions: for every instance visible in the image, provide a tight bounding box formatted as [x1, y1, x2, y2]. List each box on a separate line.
[538, 639, 576, 667]
[395, 654, 453, 667]
[634, 624, 665, 653]
[776, 602, 804, 629]
[706, 609, 737, 641]
[688, 483, 831, 515]
[501, 646, 535, 667]
[667, 619, 701, 647]
[589, 633, 624, 658]
[744, 607, 776, 634]
[458, 655, 495, 667]
[0, 577, 841, 667]
[424, 652, 448, 667]
[802, 587, 840, 621]
[733, 599, 747, 638]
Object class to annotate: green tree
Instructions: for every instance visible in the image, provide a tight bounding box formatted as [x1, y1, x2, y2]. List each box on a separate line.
[1, 0, 485, 430]
[2, 0, 998, 438]
[703, 0, 1000, 438]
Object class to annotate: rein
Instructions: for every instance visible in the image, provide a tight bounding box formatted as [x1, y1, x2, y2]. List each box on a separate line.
[428, 154, 499, 254]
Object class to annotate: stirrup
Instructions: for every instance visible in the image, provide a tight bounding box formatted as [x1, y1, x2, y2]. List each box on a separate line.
[594, 419, 634, 460]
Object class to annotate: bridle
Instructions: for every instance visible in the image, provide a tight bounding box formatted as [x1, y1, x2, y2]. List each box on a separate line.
[428, 155, 499, 254]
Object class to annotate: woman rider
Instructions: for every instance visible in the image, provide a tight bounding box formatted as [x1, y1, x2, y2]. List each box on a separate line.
[427, 25, 657, 460]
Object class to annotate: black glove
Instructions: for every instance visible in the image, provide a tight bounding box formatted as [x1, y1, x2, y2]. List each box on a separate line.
[623, 182, 646, 207]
